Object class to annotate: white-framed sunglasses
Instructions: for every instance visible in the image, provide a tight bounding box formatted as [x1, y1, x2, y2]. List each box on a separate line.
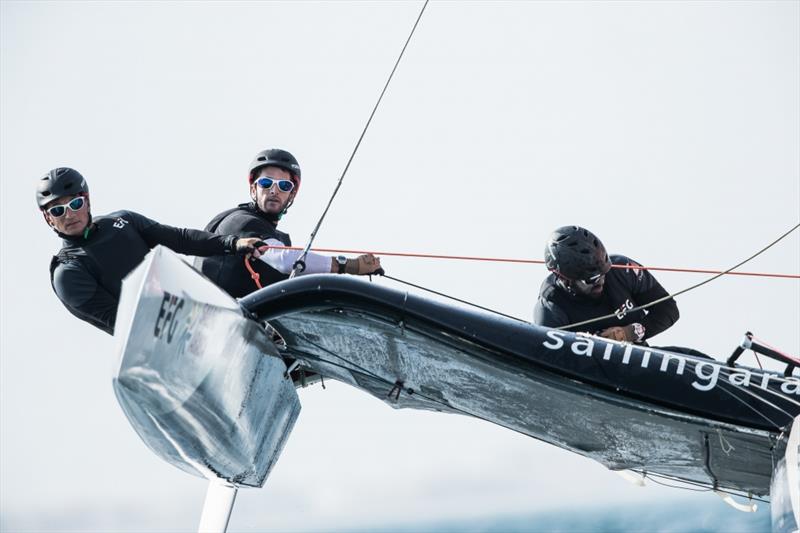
[255, 177, 295, 193]
[46, 196, 87, 217]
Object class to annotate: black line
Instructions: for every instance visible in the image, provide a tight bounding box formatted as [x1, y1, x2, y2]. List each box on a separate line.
[292, 1, 430, 277]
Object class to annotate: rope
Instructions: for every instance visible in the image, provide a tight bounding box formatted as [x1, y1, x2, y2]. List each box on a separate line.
[637, 471, 769, 503]
[265, 245, 800, 280]
[752, 335, 800, 364]
[244, 257, 263, 290]
[290, 0, 429, 278]
[645, 474, 711, 492]
[560, 222, 800, 331]
[382, 274, 527, 323]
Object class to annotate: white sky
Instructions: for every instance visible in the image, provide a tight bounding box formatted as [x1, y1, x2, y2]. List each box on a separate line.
[1, 1, 798, 531]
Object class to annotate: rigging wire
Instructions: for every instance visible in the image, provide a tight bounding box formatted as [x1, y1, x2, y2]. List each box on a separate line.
[752, 335, 800, 364]
[265, 245, 800, 280]
[639, 471, 770, 503]
[644, 474, 712, 492]
[709, 379, 789, 432]
[290, 0, 429, 278]
[382, 273, 527, 323]
[642, 472, 769, 503]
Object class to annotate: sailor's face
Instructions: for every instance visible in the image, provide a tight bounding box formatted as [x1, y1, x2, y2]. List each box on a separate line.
[43, 194, 91, 236]
[250, 166, 296, 216]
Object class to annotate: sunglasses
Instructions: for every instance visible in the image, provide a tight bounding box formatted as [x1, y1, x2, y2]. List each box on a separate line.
[47, 196, 86, 217]
[255, 177, 294, 193]
[575, 273, 606, 287]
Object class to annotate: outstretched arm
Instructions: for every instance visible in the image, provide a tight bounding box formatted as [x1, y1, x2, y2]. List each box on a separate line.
[127, 211, 239, 256]
[255, 239, 382, 276]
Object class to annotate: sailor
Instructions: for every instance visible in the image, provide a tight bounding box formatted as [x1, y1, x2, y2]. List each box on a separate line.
[38, 167, 265, 335]
[533, 226, 679, 343]
[196, 148, 382, 298]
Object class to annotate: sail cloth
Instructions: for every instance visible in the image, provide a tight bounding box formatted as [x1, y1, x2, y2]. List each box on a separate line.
[241, 275, 800, 496]
[113, 246, 300, 488]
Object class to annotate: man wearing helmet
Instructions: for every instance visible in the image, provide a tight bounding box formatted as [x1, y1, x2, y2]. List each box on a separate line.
[196, 148, 381, 298]
[533, 226, 680, 343]
[38, 167, 265, 335]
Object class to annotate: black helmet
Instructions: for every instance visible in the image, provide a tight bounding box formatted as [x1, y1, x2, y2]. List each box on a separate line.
[36, 168, 89, 208]
[544, 226, 611, 280]
[248, 149, 301, 189]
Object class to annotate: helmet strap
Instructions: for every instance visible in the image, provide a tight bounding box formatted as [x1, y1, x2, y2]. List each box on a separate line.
[280, 198, 294, 218]
[553, 272, 577, 296]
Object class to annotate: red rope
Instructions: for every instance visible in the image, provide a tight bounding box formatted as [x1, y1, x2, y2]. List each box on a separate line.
[752, 335, 800, 364]
[244, 257, 263, 289]
[261, 245, 800, 280]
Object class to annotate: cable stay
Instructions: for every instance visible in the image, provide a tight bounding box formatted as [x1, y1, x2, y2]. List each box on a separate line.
[290, 0, 429, 278]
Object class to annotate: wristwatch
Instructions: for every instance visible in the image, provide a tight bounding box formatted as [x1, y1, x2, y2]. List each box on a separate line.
[336, 255, 348, 274]
[631, 323, 646, 342]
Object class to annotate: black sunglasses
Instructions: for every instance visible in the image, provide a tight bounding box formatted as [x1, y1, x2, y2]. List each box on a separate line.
[576, 273, 606, 287]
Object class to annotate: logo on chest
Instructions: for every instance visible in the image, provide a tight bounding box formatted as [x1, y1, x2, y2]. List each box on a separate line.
[113, 217, 130, 229]
[615, 299, 635, 319]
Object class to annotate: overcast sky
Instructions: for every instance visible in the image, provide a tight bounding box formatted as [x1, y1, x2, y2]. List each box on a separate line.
[1, 1, 798, 531]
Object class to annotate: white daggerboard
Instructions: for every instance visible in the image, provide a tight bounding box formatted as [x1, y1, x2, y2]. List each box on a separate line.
[113, 246, 300, 488]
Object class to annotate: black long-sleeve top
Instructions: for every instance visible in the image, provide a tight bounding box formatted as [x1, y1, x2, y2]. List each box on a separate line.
[49, 210, 238, 335]
[532, 254, 679, 340]
[195, 203, 292, 299]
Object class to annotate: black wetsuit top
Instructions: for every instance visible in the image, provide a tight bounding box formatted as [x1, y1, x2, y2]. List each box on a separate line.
[50, 211, 237, 335]
[195, 203, 292, 298]
[533, 254, 679, 341]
